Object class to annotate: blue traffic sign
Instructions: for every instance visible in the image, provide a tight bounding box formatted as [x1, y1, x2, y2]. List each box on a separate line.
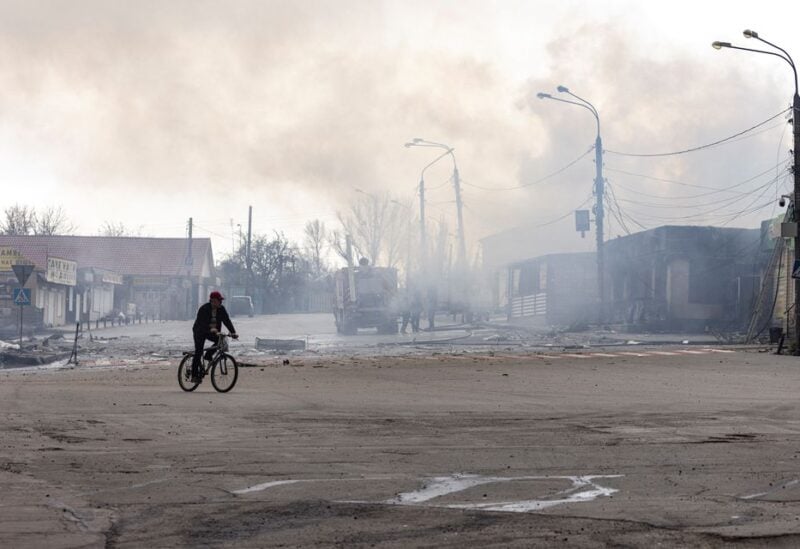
[12, 288, 31, 305]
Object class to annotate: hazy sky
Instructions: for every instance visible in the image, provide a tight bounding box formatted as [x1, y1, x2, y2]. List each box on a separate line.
[0, 0, 797, 260]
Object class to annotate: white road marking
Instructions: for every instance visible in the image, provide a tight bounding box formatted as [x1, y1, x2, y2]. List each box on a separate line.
[741, 478, 800, 500]
[378, 473, 622, 512]
[233, 473, 623, 513]
[561, 354, 590, 359]
[232, 479, 304, 494]
[589, 353, 620, 358]
[648, 351, 680, 356]
[231, 476, 395, 495]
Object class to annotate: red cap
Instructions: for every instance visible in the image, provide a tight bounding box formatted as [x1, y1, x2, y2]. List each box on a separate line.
[209, 291, 224, 301]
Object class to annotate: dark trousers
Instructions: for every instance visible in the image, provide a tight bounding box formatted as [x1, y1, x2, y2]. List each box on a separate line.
[192, 332, 218, 370]
[410, 312, 421, 332]
[401, 312, 411, 333]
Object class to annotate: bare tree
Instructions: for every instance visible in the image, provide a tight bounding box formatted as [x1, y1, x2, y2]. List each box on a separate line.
[1, 204, 37, 235]
[99, 221, 141, 237]
[328, 228, 362, 263]
[335, 191, 407, 267]
[303, 219, 328, 277]
[34, 206, 76, 235]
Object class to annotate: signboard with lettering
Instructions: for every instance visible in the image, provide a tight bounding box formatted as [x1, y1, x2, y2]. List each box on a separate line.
[132, 277, 169, 288]
[0, 247, 33, 271]
[101, 272, 124, 285]
[46, 257, 77, 286]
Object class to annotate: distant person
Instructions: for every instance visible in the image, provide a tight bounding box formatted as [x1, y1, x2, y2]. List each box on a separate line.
[409, 285, 423, 333]
[399, 289, 411, 334]
[426, 285, 437, 330]
[191, 291, 238, 381]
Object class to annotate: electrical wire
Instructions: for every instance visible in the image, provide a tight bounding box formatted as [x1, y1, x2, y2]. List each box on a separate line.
[613, 173, 785, 211]
[605, 108, 790, 157]
[606, 160, 789, 200]
[605, 184, 635, 234]
[460, 144, 595, 191]
[532, 192, 594, 228]
[605, 180, 650, 231]
[619, 179, 779, 219]
[604, 160, 788, 194]
[426, 174, 454, 192]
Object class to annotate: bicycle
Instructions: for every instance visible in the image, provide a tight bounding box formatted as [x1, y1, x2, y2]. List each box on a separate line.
[178, 333, 239, 393]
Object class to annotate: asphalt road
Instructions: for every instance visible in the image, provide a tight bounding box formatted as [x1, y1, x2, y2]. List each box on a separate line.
[2, 332, 800, 548]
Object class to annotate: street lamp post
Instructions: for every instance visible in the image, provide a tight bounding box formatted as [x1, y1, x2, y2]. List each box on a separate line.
[402, 144, 453, 272]
[405, 138, 467, 267]
[713, 30, 800, 353]
[537, 87, 605, 324]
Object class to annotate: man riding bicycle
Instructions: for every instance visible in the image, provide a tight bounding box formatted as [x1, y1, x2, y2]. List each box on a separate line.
[192, 290, 239, 381]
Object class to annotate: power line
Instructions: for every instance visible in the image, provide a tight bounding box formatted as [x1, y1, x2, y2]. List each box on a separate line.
[613, 173, 785, 211]
[607, 160, 789, 199]
[605, 180, 649, 231]
[604, 160, 789, 194]
[460, 144, 595, 191]
[605, 108, 790, 157]
[532, 192, 594, 228]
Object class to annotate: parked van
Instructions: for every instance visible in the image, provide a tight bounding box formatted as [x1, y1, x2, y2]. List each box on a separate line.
[228, 295, 254, 317]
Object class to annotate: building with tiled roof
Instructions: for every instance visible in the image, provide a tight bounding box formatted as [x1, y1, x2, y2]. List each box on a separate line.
[0, 235, 217, 330]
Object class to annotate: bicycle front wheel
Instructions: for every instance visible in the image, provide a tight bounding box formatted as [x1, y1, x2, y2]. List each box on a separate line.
[178, 354, 201, 392]
[211, 353, 238, 393]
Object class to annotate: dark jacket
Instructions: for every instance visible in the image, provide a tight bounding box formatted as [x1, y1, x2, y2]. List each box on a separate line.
[193, 302, 236, 335]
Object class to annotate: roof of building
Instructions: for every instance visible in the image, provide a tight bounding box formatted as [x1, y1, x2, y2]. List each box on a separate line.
[509, 251, 596, 268]
[0, 235, 215, 277]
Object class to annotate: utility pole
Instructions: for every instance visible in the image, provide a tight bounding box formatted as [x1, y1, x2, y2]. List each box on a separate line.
[230, 218, 235, 255]
[792, 90, 799, 353]
[537, 87, 604, 324]
[594, 133, 605, 325]
[712, 30, 799, 352]
[419, 177, 426, 271]
[246, 206, 253, 297]
[453, 165, 467, 267]
[187, 217, 193, 319]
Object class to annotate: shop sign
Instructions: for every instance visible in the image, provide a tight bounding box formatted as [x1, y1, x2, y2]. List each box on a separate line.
[46, 257, 77, 286]
[0, 247, 33, 271]
[132, 276, 169, 288]
[101, 272, 124, 285]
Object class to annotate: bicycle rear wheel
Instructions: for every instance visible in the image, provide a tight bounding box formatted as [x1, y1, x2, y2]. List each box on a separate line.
[178, 354, 201, 392]
[211, 353, 238, 393]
